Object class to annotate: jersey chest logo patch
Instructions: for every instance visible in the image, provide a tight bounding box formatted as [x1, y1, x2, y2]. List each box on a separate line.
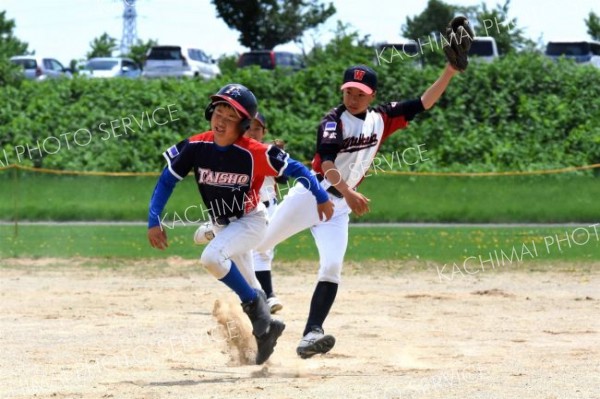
[198, 168, 250, 191]
[340, 132, 379, 152]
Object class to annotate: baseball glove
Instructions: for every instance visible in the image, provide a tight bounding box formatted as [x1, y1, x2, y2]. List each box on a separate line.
[443, 16, 474, 72]
[193, 222, 215, 245]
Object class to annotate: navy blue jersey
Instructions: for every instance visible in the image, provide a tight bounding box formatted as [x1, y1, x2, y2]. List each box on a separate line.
[163, 131, 288, 219]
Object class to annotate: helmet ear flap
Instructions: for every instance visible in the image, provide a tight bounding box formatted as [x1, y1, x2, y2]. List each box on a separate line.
[240, 118, 250, 132]
[205, 103, 215, 122]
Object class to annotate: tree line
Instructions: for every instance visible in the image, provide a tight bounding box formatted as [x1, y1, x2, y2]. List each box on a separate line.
[2, 0, 600, 80]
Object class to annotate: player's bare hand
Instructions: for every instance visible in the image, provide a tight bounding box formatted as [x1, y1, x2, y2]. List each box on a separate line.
[343, 190, 370, 216]
[148, 226, 168, 250]
[317, 200, 335, 221]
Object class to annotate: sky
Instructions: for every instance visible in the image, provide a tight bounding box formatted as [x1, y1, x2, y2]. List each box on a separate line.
[2, 0, 599, 65]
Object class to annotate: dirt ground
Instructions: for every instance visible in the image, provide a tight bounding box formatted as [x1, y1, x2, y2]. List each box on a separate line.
[0, 258, 598, 399]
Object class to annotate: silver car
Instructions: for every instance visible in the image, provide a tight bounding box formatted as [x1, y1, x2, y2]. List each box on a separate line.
[142, 45, 220, 79]
[81, 57, 142, 78]
[10, 55, 72, 80]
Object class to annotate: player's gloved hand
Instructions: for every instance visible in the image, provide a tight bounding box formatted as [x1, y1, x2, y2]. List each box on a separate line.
[148, 226, 168, 250]
[317, 200, 335, 221]
[343, 190, 370, 216]
[442, 15, 474, 72]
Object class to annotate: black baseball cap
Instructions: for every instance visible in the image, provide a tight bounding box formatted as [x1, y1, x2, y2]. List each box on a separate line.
[254, 112, 266, 128]
[340, 65, 378, 94]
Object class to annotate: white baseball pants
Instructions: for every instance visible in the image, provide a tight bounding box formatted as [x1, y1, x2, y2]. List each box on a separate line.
[252, 199, 277, 272]
[200, 207, 267, 289]
[256, 183, 350, 284]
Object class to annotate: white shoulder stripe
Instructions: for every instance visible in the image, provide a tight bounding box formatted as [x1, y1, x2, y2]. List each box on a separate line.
[162, 152, 184, 181]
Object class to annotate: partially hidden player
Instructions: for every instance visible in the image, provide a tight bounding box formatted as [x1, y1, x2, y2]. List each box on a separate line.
[244, 112, 287, 314]
[147, 83, 334, 364]
[256, 52, 466, 357]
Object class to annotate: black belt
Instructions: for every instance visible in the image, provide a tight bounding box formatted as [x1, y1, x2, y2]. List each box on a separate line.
[262, 198, 278, 208]
[315, 174, 343, 198]
[212, 210, 244, 226]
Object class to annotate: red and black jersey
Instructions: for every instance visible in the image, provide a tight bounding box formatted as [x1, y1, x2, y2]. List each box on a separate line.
[311, 99, 424, 190]
[163, 131, 288, 219]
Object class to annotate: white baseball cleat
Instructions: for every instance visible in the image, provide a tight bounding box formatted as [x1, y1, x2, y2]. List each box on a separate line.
[266, 296, 283, 314]
[296, 326, 335, 359]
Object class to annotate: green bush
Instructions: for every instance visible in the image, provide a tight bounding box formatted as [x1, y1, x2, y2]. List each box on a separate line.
[1, 51, 599, 173]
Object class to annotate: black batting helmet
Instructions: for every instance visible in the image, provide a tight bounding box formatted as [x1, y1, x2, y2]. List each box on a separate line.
[205, 83, 258, 131]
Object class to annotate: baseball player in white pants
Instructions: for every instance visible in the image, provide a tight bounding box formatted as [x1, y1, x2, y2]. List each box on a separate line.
[148, 83, 334, 364]
[245, 113, 286, 313]
[256, 64, 458, 358]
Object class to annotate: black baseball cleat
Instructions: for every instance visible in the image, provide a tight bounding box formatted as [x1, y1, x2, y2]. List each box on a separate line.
[255, 319, 286, 365]
[242, 290, 271, 337]
[296, 326, 336, 359]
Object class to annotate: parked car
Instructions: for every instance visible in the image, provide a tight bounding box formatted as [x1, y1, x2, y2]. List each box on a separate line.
[142, 45, 220, 79]
[468, 37, 499, 62]
[238, 50, 305, 71]
[9, 55, 72, 80]
[80, 57, 142, 78]
[545, 41, 600, 68]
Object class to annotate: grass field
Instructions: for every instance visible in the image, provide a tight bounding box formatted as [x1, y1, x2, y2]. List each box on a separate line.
[2, 225, 599, 268]
[1, 170, 600, 223]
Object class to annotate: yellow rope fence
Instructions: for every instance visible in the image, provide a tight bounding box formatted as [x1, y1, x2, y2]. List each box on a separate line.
[1, 163, 599, 177]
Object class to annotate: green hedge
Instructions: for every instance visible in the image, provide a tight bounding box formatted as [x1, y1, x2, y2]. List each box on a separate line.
[1, 52, 599, 173]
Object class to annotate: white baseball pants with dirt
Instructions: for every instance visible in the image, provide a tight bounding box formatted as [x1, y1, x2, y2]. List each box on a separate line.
[256, 183, 351, 284]
[252, 199, 278, 272]
[200, 207, 267, 289]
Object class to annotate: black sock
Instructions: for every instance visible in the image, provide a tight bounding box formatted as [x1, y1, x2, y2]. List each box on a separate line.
[255, 271, 274, 298]
[303, 281, 338, 336]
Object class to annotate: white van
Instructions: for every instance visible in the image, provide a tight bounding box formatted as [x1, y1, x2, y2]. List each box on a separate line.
[545, 41, 600, 68]
[142, 45, 220, 79]
[468, 36, 499, 62]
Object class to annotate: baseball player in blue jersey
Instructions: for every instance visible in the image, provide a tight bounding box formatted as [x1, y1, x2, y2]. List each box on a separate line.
[245, 113, 286, 314]
[147, 83, 334, 365]
[256, 64, 458, 358]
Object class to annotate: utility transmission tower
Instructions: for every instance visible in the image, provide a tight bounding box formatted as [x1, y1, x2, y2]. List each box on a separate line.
[120, 0, 138, 54]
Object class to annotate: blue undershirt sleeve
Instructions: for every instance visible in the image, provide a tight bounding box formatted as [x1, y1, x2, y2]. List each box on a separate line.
[148, 168, 179, 228]
[282, 158, 329, 204]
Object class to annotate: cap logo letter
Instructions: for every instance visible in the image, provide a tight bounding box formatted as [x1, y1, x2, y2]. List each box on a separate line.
[354, 70, 366, 81]
[224, 86, 241, 97]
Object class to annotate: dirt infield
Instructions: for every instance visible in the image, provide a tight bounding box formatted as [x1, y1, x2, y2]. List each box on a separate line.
[0, 258, 598, 399]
